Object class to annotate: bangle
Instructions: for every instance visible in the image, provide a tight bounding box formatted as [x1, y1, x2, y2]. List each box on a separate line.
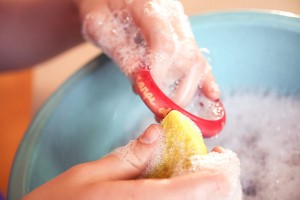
[133, 69, 226, 138]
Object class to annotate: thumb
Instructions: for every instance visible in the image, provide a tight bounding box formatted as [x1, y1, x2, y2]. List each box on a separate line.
[90, 124, 162, 181]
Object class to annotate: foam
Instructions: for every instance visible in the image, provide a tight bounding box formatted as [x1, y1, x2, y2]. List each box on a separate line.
[206, 90, 300, 199]
[110, 140, 140, 168]
[82, 9, 150, 76]
[143, 0, 184, 18]
[174, 150, 242, 200]
[140, 133, 165, 177]
[111, 130, 165, 176]
[82, 2, 209, 107]
[141, 136, 242, 199]
[131, 89, 299, 199]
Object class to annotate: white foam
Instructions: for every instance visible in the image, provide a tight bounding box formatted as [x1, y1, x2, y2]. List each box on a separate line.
[206, 90, 300, 199]
[140, 133, 165, 177]
[82, 3, 207, 106]
[110, 140, 139, 167]
[130, 89, 300, 199]
[82, 9, 150, 76]
[173, 149, 242, 200]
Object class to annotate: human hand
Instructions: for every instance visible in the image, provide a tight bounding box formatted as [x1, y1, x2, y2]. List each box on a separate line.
[75, 0, 220, 108]
[23, 124, 240, 200]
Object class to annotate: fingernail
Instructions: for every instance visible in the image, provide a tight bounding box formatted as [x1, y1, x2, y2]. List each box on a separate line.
[139, 124, 160, 144]
[210, 81, 220, 100]
[212, 146, 225, 153]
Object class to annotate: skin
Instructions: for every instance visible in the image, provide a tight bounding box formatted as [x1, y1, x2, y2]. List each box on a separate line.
[0, 0, 231, 199]
[0, 0, 220, 103]
[23, 125, 231, 200]
[79, 0, 221, 105]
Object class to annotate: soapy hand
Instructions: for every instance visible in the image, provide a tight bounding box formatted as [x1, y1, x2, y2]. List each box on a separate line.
[23, 125, 240, 200]
[77, 0, 220, 107]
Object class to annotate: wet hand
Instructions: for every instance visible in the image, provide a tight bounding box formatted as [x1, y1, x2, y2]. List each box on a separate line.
[23, 125, 238, 200]
[76, 0, 220, 107]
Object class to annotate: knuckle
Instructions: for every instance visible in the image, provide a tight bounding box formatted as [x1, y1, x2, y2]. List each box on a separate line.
[67, 162, 91, 180]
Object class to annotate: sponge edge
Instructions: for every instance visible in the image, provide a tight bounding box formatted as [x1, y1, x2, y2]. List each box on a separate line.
[141, 110, 242, 199]
[143, 110, 208, 178]
[190, 150, 242, 200]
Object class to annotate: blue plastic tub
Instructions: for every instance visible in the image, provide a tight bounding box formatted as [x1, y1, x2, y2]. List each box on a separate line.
[9, 11, 300, 199]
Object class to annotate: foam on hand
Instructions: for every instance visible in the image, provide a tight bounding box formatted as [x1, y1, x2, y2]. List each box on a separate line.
[82, 1, 210, 107]
[82, 8, 150, 76]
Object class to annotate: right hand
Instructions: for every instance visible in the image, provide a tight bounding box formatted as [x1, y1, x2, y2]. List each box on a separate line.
[23, 124, 241, 200]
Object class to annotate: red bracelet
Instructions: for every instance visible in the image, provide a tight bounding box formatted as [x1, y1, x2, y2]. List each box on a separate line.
[133, 69, 226, 138]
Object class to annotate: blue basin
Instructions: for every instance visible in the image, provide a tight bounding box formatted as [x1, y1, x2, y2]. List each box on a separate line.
[9, 11, 300, 199]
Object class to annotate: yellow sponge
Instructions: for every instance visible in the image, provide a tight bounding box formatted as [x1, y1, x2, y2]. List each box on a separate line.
[146, 110, 208, 178]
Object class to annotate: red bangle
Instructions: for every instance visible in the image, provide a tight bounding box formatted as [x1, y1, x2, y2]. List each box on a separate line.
[133, 69, 226, 138]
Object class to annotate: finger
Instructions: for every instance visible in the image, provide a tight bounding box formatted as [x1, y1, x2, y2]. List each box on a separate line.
[171, 55, 206, 107]
[169, 0, 194, 40]
[132, 84, 138, 94]
[201, 69, 221, 101]
[86, 171, 227, 200]
[23, 125, 161, 199]
[79, 1, 111, 45]
[76, 0, 110, 22]
[129, 0, 177, 87]
[129, 1, 216, 106]
[85, 124, 162, 181]
[106, 0, 126, 11]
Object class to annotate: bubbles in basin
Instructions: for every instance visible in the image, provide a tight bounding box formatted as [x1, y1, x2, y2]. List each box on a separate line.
[117, 88, 300, 199]
[206, 89, 300, 200]
[242, 179, 257, 197]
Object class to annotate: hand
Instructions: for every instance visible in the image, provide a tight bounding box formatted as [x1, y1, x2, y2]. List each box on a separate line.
[76, 0, 220, 107]
[23, 125, 240, 200]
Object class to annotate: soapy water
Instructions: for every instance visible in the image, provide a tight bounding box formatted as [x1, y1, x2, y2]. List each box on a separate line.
[205, 90, 300, 200]
[116, 89, 300, 199]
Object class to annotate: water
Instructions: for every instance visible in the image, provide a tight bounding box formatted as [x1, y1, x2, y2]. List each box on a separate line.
[126, 89, 300, 199]
[206, 90, 300, 200]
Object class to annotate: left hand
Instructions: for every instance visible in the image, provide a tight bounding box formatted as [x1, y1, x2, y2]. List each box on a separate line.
[76, 0, 221, 107]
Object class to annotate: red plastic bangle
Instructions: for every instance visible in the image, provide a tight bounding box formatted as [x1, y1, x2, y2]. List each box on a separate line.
[134, 69, 226, 138]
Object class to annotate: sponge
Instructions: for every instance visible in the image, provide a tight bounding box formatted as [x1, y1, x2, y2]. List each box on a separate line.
[145, 110, 208, 178]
